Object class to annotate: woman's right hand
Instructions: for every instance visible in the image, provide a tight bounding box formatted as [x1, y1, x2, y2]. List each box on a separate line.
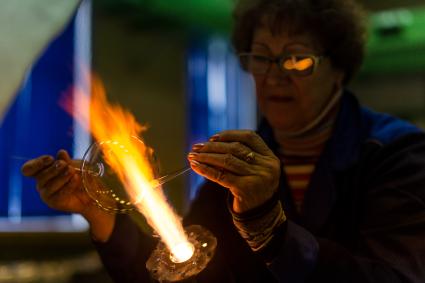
[21, 149, 92, 214]
[21, 149, 115, 242]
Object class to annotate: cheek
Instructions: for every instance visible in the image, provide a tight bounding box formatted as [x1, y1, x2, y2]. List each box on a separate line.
[253, 76, 266, 100]
[254, 84, 267, 112]
[303, 69, 338, 102]
[253, 75, 264, 90]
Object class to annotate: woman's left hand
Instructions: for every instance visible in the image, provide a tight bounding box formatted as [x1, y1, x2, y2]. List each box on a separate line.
[188, 130, 281, 213]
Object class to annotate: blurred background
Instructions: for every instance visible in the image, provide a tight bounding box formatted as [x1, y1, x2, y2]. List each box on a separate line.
[0, 0, 424, 282]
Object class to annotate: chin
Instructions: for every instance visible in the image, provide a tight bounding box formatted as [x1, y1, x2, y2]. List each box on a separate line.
[266, 116, 298, 132]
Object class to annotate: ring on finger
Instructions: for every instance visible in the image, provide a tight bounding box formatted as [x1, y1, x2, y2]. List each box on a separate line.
[244, 152, 255, 163]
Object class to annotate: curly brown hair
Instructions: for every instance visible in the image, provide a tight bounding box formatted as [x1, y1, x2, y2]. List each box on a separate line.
[232, 0, 367, 85]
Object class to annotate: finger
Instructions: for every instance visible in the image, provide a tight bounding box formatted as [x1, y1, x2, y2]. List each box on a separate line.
[47, 174, 82, 206]
[189, 160, 238, 190]
[39, 166, 75, 199]
[21, 155, 54, 177]
[57, 149, 71, 163]
[188, 152, 254, 175]
[56, 149, 84, 174]
[36, 160, 69, 189]
[67, 173, 82, 194]
[192, 141, 271, 167]
[192, 141, 253, 160]
[61, 173, 82, 196]
[210, 130, 273, 156]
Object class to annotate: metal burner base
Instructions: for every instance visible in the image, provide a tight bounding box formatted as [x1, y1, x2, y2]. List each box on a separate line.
[146, 225, 217, 282]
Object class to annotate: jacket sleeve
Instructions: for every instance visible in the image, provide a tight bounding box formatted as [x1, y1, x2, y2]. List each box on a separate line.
[264, 134, 425, 283]
[93, 214, 157, 283]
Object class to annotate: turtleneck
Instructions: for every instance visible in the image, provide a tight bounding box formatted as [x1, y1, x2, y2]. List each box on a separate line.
[273, 89, 342, 212]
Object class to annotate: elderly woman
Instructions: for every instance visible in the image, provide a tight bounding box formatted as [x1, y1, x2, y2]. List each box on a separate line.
[22, 0, 425, 282]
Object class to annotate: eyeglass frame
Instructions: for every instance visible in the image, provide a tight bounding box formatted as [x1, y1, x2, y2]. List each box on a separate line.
[238, 52, 325, 77]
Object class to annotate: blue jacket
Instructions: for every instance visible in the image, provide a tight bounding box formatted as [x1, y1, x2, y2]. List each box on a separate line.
[96, 92, 425, 282]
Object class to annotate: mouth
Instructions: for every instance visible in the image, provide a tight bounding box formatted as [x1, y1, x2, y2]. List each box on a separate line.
[266, 96, 295, 103]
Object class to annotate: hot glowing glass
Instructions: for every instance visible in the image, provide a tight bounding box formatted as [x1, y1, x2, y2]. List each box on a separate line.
[81, 137, 190, 213]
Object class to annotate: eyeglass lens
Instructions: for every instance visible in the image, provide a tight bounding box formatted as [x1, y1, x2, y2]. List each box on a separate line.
[241, 54, 316, 76]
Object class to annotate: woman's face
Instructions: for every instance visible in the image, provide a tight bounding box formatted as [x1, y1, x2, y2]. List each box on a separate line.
[251, 26, 344, 133]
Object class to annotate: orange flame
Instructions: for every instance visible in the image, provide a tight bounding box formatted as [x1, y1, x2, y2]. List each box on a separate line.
[62, 74, 193, 262]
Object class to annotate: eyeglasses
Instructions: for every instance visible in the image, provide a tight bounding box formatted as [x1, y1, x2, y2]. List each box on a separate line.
[238, 53, 324, 77]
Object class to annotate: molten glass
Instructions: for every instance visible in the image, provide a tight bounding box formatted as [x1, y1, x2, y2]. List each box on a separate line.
[81, 139, 191, 213]
[81, 137, 141, 213]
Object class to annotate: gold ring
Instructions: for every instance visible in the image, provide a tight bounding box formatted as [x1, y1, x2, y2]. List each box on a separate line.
[245, 152, 255, 163]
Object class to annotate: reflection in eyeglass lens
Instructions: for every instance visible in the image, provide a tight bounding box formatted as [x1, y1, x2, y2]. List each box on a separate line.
[282, 56, 314, 71]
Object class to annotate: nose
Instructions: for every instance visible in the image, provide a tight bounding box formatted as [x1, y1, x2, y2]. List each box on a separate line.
[264, 63, 291, 86]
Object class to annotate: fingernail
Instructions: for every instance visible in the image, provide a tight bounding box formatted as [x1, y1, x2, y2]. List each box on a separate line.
[192, 143, 204, 151]
[190, 160, 201, 167]
[188, 153, 198, 160]
[209, 134, 220, 142]
[43, 156, 53, 165]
